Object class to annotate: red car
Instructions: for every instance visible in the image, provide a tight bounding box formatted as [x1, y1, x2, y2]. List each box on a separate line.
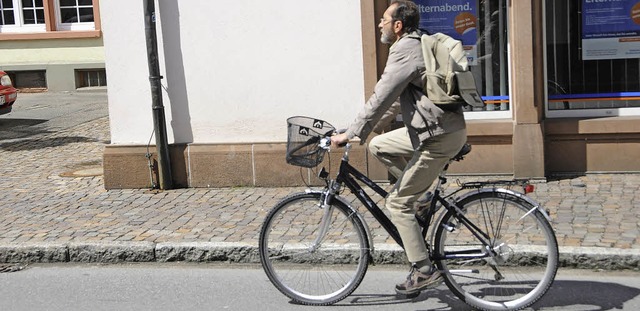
[0, 71, 18, 115]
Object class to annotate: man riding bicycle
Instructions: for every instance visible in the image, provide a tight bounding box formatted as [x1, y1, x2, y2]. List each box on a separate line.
[331, 0, 467, 295]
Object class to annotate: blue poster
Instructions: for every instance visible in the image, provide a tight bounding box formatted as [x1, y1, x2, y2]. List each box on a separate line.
[413, 0, 479, 65]
[582, 0, 640, 60]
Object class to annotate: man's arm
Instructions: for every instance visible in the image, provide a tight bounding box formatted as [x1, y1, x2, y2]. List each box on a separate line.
[372, 100, 401, 134]
[344, 40, 418, 142]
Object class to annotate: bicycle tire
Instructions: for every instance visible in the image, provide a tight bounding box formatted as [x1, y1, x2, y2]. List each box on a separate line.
[259, 192, 370, 305]
[433, 190, 558, 311]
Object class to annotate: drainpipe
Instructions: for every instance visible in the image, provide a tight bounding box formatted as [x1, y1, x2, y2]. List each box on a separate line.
[144, 0, 173, 190]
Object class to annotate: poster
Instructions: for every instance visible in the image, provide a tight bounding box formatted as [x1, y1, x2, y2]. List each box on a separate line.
[413, 0, 479, 65]
[582, 0, 640, 60]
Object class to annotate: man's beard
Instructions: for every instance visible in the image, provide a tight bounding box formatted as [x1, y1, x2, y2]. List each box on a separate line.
[381, 32, 394, 44]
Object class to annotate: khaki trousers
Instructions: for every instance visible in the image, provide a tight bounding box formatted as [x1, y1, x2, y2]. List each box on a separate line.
[368, 127, 467, 263]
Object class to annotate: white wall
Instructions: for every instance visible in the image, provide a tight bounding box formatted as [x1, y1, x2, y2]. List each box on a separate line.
[101, 0, 366, 145]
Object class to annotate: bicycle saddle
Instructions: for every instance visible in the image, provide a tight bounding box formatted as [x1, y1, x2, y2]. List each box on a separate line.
[452, 143, 472, 161]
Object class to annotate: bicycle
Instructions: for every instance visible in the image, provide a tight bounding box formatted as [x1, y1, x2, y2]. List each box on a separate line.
[258, 116, 559, 311]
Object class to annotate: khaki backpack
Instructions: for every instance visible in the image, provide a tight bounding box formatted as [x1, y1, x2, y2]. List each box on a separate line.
[420, 33, 485, 108]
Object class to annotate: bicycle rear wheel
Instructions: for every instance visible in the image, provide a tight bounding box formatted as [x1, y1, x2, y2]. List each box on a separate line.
[433, 190, 558, 311]
[258, 192, 370, 305]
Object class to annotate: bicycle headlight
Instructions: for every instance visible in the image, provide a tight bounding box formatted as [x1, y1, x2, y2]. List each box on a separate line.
[1, 74, 12, 87]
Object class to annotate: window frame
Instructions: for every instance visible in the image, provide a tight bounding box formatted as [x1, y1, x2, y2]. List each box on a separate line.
[0, 0, 101, 40]
[54, 0, 95, 31]
[462, 0, 513, 120]
[0, 0, 47, 33]
[543, 0, 640, 118]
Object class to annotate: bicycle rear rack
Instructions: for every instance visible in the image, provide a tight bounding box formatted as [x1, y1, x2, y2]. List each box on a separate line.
[458, 179, 534, 193]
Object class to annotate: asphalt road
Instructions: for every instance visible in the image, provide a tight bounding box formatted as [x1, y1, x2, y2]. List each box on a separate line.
[0, 90, 108, 141]
[1, 263, 639, 311]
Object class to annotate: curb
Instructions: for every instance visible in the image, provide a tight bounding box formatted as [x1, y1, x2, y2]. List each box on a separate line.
[0, 242, 258, 264]
[1, 243, 639, 270]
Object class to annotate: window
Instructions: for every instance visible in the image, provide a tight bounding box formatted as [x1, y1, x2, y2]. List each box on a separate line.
[0, 0, 46, 32]
[0, 0, 15, 26]
[75, 69, 106, 88]
[468, 0, 510, 119]
[8, 70, 47, 89]
[545, 0, 640, 117]
[22, 0, 45, 24]
[0, 0, 97, 34]
[414, 0, 511, 119]
[56, 0, 94, 31]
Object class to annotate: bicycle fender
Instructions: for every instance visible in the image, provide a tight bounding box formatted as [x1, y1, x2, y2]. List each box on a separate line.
[304, 189, 376, 257]
[455, 188, 552, 222]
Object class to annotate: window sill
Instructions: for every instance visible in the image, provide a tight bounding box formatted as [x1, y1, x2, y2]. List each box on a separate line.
[545, 116, 640, 135]
[0, 30, 101, 41]
[466, 119, 514, 136]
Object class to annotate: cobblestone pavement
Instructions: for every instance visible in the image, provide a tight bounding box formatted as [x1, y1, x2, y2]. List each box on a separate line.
[0, 109, 639, 267]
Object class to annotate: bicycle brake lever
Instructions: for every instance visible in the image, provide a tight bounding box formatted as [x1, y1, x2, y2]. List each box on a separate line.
[319, 137, 331, 149]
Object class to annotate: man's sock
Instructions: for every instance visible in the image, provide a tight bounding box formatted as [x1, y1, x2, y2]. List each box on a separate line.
[414, 259, 433, 274]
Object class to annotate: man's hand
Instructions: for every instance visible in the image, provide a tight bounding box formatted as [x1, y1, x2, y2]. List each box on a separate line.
[330, 133, 349, 148]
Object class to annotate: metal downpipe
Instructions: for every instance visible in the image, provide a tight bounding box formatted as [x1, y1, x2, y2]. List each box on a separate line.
[144, 0, 173, 189]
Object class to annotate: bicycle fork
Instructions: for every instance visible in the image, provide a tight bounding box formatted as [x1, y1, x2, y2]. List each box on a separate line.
[306, 182, 376, 262]
[309, 191, 336, 253]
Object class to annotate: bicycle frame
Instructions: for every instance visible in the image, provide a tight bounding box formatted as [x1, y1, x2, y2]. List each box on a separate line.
[333, 153, 404, 248]
[323, 143, 505, 261]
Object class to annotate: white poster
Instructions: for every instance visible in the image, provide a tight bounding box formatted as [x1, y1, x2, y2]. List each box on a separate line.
[582, 0, 640, 60]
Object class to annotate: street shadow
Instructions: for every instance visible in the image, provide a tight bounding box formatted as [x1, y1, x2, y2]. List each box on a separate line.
[533, 280, 640, 310]
[0, 118, 49, 140]
[330, 280, 640, 310]
[546, 173, 587, 183]
[0, 118, 47, 129]
[341, 288, 469, 310]
[0, 136, 99, 151]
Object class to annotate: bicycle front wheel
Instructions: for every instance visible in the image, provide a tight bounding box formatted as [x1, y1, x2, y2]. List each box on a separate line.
[433, 190, 558, 311]
[258, 192, 370, 305]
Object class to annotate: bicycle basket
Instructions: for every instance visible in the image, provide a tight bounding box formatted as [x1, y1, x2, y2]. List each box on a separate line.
[286, 116, 335, 168]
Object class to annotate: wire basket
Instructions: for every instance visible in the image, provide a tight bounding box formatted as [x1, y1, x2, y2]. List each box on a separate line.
[286, 116, 335, 168]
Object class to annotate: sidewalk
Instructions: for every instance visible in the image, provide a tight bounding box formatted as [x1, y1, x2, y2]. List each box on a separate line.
[0, 115, 639, 269]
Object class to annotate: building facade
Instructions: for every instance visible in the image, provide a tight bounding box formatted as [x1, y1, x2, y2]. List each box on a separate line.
[0, 0, 105, 91]
[100, 0, 640, 189]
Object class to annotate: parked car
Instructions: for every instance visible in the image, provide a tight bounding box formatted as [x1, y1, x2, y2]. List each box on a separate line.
[0, 70, 18, 115]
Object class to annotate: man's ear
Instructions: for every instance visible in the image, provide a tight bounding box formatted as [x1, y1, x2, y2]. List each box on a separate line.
[393, 20, 403, 35]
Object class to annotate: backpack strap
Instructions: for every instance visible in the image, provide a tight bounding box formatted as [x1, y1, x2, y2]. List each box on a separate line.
[421, 34, 438, 75]
[455, 71, 485, 108]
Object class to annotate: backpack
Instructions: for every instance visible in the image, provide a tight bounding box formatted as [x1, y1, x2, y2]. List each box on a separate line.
[419, 32, 485, 108]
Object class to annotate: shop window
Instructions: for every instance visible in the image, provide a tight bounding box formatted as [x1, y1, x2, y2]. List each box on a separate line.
[545, 0, 640, 117]
[75, 68, 106, 88]
[414, 0, 511, 119]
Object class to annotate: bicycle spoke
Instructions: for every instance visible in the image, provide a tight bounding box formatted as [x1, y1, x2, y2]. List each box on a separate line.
[434, 191, 558, 311]
[259, 192, 370, 305]
[495, 195, 509, 241]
